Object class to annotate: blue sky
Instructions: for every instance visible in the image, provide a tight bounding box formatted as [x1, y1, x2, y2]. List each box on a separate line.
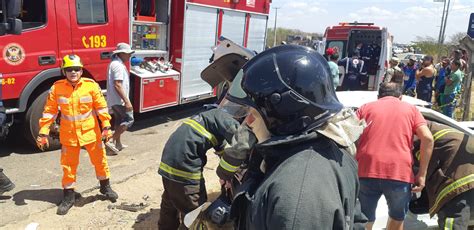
[267, 0, 474, 44]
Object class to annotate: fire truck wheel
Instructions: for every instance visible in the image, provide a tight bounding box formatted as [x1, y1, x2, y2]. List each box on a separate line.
[24, 90, 61, 150]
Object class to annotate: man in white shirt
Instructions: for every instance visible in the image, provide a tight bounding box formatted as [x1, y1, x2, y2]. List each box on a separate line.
[106, 43, 135, 154]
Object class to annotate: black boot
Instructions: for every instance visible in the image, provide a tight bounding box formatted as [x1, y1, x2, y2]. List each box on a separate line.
[99, 179, 118, 202]
[0, 168, 15, 194]
[57, 189, 75, 215]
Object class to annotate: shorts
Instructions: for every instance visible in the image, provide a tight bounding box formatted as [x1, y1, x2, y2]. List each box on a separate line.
[111, 105, 134, 129]
[359, 178, 412, 222]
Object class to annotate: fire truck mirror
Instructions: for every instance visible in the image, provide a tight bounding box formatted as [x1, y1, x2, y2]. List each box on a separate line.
[8, 18, 22, 35]
[6, 0, 21, 18]
[0, 0, 22, 35]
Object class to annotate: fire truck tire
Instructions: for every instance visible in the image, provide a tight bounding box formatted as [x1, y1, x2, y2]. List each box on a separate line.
[24, 90, 61, 150]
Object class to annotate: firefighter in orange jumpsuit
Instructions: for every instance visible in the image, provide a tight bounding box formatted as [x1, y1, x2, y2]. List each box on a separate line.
[36, 55, 118, 215]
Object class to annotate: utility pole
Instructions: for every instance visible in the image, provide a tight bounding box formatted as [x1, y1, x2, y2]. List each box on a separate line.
[434, 0, 451, 45]
[437, 0, 447, 44]
[273, 7, 280, 47]
[440, 0, 451, 44]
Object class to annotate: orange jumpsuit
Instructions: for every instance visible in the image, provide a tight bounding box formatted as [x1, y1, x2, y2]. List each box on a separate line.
[39, 78, 112, 188]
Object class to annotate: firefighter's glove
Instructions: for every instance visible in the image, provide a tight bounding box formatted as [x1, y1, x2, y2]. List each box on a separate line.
[216, 155, 240, 182]
[101, 127, 113, 142]
[36, 134, 49, 151]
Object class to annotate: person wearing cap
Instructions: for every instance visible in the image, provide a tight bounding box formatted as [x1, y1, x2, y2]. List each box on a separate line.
[328, 52, 340, 90]
[403, 56, 418, 97]
[384, 57, 402, 83]
[36, 54, 118, 215]
[415, 55, 435, 103]
[105, 43, 135, 154]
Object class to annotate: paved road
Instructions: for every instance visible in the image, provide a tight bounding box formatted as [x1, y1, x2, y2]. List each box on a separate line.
[0, 102, 207, 227]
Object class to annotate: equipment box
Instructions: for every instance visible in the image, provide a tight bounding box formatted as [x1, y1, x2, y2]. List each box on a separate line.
[132, 69, 180, 113]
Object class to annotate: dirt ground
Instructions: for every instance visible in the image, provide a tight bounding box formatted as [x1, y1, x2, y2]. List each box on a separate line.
[2, 155, 222, 229]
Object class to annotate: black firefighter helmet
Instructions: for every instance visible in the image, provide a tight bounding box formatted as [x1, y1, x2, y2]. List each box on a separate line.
[226, 45, 343, 136]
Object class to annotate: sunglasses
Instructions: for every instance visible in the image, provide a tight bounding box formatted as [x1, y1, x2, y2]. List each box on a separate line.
[64, 67, 82, 73]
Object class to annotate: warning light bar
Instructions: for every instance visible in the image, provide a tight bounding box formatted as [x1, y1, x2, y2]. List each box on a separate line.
[338, 22, 375, 26]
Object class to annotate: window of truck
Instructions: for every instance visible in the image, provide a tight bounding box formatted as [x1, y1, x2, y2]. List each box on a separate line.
[76, 0, 107, 24]
[18, 0, 47, 30]
[326, 41, 346, 57]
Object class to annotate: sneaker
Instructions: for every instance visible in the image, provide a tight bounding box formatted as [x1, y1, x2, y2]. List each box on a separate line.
[105, 141, 119, 154]
[116, 143, 128, 151]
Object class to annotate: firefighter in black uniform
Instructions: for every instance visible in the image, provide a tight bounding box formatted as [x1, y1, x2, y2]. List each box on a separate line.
[157, 107, 240, 230]
[225, 45, 367, 229]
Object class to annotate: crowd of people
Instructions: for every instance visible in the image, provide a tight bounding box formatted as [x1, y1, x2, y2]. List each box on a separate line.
[325, 46, 469, 120]
[0, 43, 472, 230]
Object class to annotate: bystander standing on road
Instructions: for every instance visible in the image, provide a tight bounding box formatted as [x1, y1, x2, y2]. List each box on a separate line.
[356, 82, 434, 230]
[36, 55, 118, 215]
[412, 121, 474, 230]
[451, 49, 467, 74]
[328, 52, 340, 90]
[434, 58, 450, 107]
[403, 57, 418, 97]
[443, 60, 463, 118]
[415, 56, 435, 104]
[105, 43, 135, 154]
[384, 57, 402, 83]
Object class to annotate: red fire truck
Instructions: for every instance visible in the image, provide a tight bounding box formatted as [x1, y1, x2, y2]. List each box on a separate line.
[0, 0, 271, 148]
[322, 22, 393, 91]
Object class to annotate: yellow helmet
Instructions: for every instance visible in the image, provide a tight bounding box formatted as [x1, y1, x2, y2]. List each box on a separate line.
[62, 54, 83, 69]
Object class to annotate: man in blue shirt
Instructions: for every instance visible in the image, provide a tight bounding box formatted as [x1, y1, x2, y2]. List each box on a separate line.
[403, 57, 417, 97]
[434, 58, 449, 107]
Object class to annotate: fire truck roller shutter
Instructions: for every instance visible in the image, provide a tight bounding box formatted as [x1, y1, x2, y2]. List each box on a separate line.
[221, 10, 246, 46]
[246, 14, 268, 53]
[181, 4, 218, 102]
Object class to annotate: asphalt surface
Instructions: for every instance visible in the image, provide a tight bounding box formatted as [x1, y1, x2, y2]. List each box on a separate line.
[0, 101, 208, 227]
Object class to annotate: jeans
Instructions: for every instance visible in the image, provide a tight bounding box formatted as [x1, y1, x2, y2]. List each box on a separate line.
[359, 178, 412, 222]
[442, 93, 456, 118]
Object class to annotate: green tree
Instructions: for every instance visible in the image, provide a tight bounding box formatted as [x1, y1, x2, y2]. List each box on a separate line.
[412, 36, 448, 60]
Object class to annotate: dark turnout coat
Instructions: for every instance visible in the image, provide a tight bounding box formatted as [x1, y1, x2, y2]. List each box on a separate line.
[246, 131, 366, 229]
[158, 109, 239, 185]
[414, 122, 474, 216]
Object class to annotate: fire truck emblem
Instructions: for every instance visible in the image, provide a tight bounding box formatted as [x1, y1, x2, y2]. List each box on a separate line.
[3, 43, 26, 66]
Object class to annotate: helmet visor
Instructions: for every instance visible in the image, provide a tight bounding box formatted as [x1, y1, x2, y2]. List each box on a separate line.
[218, 97, 250, 119]
[225, 69, 257, 108]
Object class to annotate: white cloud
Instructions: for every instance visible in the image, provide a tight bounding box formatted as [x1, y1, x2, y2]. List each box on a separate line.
[286, 1, 308, 9]
[348, 6, 395, 21]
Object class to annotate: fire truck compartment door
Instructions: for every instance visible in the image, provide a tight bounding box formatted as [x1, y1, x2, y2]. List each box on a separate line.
[181, 4, 218, 101]
[201, 53, 248, 88]
[221, 10, 246, 46]
[246, 14, 268, 52]
[133, 69, 180, 113]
